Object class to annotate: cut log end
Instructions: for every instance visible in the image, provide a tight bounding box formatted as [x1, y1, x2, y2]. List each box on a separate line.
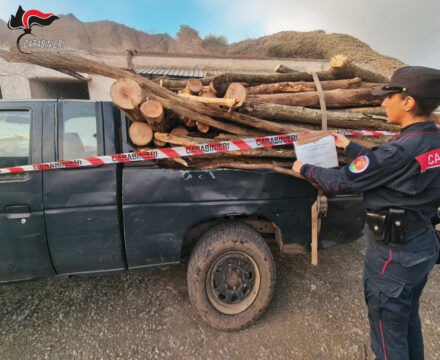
[110, 78, 144, 110]
[183, 79, 203, 94]
[224, 82, 247, 107]
[129, 122, 153, 146]
[196, 121, 210, 133]
[140, 99, 163, 119]
[171, 126, 190, 137]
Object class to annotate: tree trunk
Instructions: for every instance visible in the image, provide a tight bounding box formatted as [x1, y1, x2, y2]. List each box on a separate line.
[241, 103, 400, 131]
[247, 87, 383, 108]
[160, 76, 214, 90]
[209, 71, 337, 96]
[140, 100, 168, 132]
[246, 77, 362, 95]
[129, 122, 153, 146]
[329, 54, 390, 83]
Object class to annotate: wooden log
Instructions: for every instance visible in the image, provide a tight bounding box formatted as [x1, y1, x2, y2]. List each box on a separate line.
[246, 77, 362, 95]
[170, 126, 190, 137]
[241, 103, 400, 131]
[196, 122, 210, 133]
[179, 93, 240, 108]
[110, 78, 145, 109]
[121, 108, 145, 122]
[182, 79, 203, 94]
[153, 138, 167, 148]
[140, 100, 168, 132]
[274, 64, 297, 74]
[339, 107, 386, 116]
[330, 54, 390, 83]
[209, 71, 337, 97]
[160, 77, 214, 90]
[246, 87, 383, 108]
[129, 122, 153, 146]
[224, 83, 247, 107]
[183, 118, 196, 127]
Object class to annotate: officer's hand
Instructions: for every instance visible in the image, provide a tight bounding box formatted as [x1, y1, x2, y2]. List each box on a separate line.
[330, 131, 350, 150]
[292, 160, 304, 174]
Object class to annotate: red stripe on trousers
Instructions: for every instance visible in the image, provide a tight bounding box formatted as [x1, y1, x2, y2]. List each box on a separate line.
[380, 320, 388, 360]
[381, 249, 393, 274]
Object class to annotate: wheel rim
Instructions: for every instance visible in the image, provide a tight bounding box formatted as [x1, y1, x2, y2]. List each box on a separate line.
[206, 251, 261, 315]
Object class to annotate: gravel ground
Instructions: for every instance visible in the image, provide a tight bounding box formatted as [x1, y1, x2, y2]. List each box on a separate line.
[1, 236, 439, 360]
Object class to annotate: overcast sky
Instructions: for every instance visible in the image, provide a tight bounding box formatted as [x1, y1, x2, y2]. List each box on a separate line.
[1, 0, 439, 68]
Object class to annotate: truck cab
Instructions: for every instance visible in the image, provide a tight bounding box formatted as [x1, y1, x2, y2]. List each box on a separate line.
[0, 100, 364, 329]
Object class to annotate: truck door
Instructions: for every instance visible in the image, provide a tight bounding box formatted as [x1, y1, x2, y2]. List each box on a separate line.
[0, 102, 55, 282]
[42, 101, 125, 275]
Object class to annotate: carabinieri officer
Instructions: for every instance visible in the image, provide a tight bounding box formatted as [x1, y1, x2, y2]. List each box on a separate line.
[292, 66, 440, 360]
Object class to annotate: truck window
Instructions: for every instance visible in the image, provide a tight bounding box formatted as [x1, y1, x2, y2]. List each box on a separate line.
[0, 110, 31, 169]
[58, 102, 98, 160]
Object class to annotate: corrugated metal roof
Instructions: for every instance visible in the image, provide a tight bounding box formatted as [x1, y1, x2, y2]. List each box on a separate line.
[134, 66, 273, 78]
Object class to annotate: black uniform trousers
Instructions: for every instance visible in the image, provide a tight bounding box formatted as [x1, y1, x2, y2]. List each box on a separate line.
[363, 226, 439, 360]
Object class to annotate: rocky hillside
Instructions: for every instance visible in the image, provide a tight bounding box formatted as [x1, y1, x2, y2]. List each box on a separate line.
[0, 14, 404, 74]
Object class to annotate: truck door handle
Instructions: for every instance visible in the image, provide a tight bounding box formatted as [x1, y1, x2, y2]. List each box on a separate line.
[6, 205, 31, 219]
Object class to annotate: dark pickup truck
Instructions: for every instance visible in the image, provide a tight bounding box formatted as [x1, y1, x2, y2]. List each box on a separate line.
[0, 100, 364, 330]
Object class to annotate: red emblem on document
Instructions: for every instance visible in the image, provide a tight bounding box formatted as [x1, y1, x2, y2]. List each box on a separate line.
[415, 148, 440, 172]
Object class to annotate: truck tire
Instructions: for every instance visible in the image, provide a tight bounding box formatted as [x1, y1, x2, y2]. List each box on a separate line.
[187, 222, 276, 330]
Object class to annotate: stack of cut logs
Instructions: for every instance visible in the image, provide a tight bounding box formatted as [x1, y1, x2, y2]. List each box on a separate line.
[110, 55, 399, 169]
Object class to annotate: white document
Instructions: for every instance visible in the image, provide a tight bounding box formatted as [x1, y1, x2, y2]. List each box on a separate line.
[294, 135, 339, 168]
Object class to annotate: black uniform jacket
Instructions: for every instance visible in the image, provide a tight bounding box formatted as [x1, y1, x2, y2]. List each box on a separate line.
[300, 121, 440, 223]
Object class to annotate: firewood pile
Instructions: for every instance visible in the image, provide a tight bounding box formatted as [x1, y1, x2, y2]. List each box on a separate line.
[0, 49, 407, 174]
[110, 54, 399, 169]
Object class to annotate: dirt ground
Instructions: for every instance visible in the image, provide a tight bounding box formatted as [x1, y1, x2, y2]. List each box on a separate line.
[1, 236, 439, 360]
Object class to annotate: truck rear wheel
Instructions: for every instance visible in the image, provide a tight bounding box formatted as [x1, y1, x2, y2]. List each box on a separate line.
[187, 222, 276, 330]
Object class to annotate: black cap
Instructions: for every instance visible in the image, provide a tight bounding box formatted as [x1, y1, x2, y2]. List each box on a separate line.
[372, 66, 440, 99]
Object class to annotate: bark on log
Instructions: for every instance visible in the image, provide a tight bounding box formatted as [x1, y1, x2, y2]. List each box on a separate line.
[330, 54, 390, 83]
[160, 77, 214, 90]
[209, 71, 337, 96]
[140, 100, 168, 132]
[111, 78, 145, 109]
[153, 139, 167, 148]
[339, 107, 387, 116]
[246, 78, 362, 95]
[247, 87, 383, 108]
[274, 64, 297, 74]
[121, 108, 145, 122]
[241, 103, 400, 131]
[129, 122, 153, 146]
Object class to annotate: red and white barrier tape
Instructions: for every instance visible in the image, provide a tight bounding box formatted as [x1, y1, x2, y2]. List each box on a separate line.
[0, 129, 400, 174]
